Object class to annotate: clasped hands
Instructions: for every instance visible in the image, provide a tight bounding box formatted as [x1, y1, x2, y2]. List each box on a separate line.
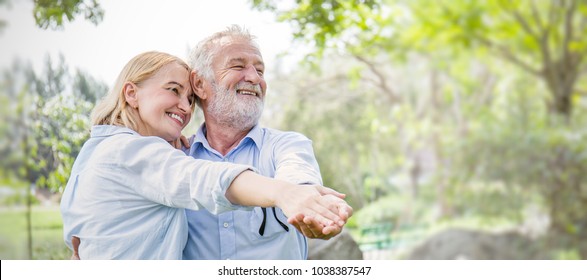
[279, 185, 352, 240]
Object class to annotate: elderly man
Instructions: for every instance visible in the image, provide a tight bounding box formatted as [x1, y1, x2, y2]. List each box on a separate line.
[183, 25, 352, 260]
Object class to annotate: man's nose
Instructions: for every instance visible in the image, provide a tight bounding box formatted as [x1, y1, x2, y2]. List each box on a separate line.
[243, 65, 262, 84]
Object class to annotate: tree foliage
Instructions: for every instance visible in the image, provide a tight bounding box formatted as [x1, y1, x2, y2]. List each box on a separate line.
[254, 0, 587, 258]
[0, 55, 105, 193]
[0, 0, 9, 32]
[32, 0, 104, 29]
[251, 0, 587, 118]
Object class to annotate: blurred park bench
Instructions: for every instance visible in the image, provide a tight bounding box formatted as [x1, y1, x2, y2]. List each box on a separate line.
[358, 222, 395, 251]
[358, 222, 427, 259]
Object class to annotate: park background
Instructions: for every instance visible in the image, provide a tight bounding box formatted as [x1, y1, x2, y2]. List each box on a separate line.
[1, 0, 586, 260]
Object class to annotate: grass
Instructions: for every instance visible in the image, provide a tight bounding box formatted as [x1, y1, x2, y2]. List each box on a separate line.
[0, 206, 70, 260]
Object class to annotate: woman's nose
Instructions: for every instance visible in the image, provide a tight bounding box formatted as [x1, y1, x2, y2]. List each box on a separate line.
[178, 95, 191, 112]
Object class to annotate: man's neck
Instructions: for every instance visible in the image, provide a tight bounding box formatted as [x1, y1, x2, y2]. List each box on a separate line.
[204, 120, 253, 156]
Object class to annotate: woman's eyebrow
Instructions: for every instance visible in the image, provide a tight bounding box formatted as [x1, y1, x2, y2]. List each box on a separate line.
[166, 81, 185, 88]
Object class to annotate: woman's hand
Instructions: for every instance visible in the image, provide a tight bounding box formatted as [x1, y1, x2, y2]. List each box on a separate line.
[276, 184, 352, 238]
[287, 191, 352, 240]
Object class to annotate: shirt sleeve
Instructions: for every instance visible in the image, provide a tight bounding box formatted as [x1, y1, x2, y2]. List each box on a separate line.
[271, 132, 323, 186]
[109, 135, 254, 214]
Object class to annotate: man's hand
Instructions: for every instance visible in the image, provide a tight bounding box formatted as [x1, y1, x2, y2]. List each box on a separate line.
[289, 213, 342, 240]
[169, 134, 190, 149]
[287, 192, 353, 240]
[276, 184, 351, 231]
[71, 236, 80, 260]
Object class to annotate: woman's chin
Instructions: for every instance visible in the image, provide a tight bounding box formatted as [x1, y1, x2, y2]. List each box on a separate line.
[162, 131, 181, 143]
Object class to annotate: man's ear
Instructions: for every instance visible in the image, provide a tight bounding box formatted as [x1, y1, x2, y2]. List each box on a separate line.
[190, 70, 208, 101]
[123, 82, 139, 108]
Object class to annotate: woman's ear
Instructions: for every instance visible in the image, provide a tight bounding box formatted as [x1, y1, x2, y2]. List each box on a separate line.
[123, 82, 139, 109]
[190, 70, 207, 101]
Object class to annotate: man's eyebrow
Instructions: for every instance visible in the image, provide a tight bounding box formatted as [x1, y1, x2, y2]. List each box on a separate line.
[227, 57, 265, 68]
[227, 58, 246, 65]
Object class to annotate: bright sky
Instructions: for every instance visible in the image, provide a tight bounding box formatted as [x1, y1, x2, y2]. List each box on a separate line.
[0, 0, 296, 84]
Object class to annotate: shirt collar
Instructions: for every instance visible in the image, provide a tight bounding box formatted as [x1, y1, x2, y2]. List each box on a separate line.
[192, 123, 263, 153]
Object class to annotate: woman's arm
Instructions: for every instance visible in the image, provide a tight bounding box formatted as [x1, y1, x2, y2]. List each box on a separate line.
[225, 171, 349, 228]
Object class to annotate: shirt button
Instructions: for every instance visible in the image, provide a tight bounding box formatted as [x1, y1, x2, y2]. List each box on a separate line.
[223, 222, 229, 228]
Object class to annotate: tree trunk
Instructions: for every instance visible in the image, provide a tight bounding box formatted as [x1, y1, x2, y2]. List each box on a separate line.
[546, 175, 587, 259]
[544, 75, 573, 118]
[542, 55, 580, 120]
[26, 183, 33, 259]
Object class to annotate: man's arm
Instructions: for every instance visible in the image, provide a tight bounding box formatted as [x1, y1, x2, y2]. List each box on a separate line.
[271, 132, 352, 239]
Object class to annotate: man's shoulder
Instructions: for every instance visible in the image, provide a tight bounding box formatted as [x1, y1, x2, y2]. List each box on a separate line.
[259, 127, 311, 146]
[261, 127, 307, 138]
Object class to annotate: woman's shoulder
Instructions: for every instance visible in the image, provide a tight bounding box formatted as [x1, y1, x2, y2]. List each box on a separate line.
[89, 125, 170, 159]
[90, 125, 138, 139]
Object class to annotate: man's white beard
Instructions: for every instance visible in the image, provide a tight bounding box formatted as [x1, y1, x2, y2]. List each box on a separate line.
[207, 81, 264, 131]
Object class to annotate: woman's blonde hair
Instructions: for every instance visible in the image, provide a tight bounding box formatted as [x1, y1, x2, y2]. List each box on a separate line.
[91, 51, 192, 131]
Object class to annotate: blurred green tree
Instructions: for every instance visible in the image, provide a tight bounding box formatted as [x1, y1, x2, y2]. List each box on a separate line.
[0, 55, 105, 258]
[0, 55, 99, 193]
[252, 0, 587, 258]
[0, 0, 104, 32]
[251, 0, 587, 118]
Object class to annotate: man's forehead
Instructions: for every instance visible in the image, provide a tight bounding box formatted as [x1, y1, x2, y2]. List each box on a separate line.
[215, 40, 263, 64]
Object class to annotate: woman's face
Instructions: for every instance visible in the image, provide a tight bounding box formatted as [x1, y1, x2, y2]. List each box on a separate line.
[133, 62, 194, 141]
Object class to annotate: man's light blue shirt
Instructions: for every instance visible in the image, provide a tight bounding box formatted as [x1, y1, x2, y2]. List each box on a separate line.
[183, 124, 323, 260]
[60, 125, 252, 259]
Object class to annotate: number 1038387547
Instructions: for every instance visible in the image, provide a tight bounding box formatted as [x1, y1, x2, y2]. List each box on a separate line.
[310, 266, 371, 276]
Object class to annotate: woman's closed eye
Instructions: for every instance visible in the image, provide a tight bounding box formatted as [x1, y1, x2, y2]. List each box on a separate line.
[168, 87, 180, 94]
